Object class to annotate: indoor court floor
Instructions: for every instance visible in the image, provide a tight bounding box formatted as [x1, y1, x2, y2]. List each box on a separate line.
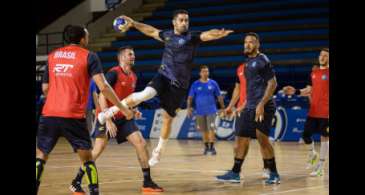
[38, 138, 329, 195]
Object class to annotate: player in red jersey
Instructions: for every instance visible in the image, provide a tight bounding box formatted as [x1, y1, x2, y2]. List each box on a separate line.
[36, 25, 132, 195]
[70, 46, 163, 193]
[283, 48, 329, 176]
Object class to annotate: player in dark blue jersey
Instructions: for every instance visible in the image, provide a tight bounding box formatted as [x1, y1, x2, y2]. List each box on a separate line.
[216, 32, 280, 184]
[100, 9, 233, 166]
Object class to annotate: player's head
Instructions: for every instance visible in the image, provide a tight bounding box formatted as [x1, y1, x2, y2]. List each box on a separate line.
[172, 9, 189, 34]
[63, 25, 89, 47]
[319, 48, 329, 66]
[199, 65, 209, 80]
[244, 32, 260, 56]
[118, 45, 135, 66]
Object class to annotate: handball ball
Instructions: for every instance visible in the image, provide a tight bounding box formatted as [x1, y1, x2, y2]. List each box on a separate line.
[113, 17, 129, 33]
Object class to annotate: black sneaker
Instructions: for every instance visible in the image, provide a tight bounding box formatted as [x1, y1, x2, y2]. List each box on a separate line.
[69, 180, 85, 195]
[142, 180, 164, 192]
[210, 147, 217, 155]
[203, 147, 209, 155]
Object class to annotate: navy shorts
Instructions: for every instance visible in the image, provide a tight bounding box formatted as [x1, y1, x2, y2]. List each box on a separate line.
[94, 118, 139, 144]
[303, 117, 329, 137]
[37, 116, 92, 155]
[235, 101, 276, 138]
[147, 73, 188, 117]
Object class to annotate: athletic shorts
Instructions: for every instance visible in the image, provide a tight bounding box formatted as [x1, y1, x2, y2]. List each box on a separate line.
[37, 116, 92, 155]
[195, 114, 216, 131]
[303, 117, 329, 137]
[94, 118, 139, 144]
[147, 73, 188, 117]
[235, 101, 276, 138]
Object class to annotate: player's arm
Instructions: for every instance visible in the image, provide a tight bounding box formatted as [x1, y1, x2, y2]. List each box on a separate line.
[92, 91, 100, 111]
[259, 77, 278, 106]
[187, 96, 194, 118]
[200, 28, 234, 42]
[98, 90, 118, 137]
[121, 15, 163, 42]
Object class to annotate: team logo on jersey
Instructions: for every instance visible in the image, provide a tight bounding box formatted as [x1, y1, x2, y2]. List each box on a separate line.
[121, 81, 126, 86]
[53, 64, 74, 77]
[178, 39, 186, 45]
[251, 61, 257, 68]
[322, 75, 328, 80]
[197, 87, 202, 90]
[208, 85, 213, 90]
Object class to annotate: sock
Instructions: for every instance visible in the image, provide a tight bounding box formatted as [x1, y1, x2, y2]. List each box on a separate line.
[142, 168, 152, 183]
[231, 158, 244, 173]
[155, 137, 168, 152]
[319, 141, 329, 166]
[83, 161, 99, 194]
[265, 158, 278, 174]
[36, 158, 46, 194]
[263, 159, 269, 169]
[209, 142, 214, 149]
[204, 142, 209, 149]
[73, 167, 85, 183]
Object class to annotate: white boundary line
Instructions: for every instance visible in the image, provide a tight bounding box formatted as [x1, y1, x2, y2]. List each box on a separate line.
[259, 185, 329, 195]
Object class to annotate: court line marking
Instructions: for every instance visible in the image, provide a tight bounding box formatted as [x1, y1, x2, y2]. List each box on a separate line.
[259, 185, 329, 195]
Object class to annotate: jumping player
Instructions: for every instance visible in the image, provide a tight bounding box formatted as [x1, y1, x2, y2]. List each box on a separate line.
[98, 9, 233, 166]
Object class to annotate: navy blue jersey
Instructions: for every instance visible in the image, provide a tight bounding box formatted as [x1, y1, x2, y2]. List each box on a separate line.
[244, 53, 275, 109]
[158, 30, 202, 89]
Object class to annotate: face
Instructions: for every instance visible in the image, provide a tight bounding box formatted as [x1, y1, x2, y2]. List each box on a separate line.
[173, 14, 189, 34]
[118, 49, 135, 66]
[243, 35, 259, 55]
[200, 68, 209, 79]
[319, 50, 329, 66]
[80, 29, 89, 47]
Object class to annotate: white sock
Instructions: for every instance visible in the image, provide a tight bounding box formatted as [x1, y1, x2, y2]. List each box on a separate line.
[155, 137, 168, 152]
[319, 141, 329, 164]
[121, 99, 129, 108]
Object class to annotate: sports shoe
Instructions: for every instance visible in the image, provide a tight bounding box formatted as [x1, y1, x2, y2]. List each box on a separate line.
[306, 151, 319, 169]
[142, 180, 164, 192]
[265, 172, 281, 184]
[262, 168, 270, 179]
[148, 148, 161, 167]
[203, 147, 209, 155]
[69, 180, 85, 195]
[310, 163, 323, 177]
[216, 170, 240, 183]
[210, 147, 217, 155]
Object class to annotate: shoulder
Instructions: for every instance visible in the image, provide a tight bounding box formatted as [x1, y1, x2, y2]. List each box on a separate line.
[258, 53, 270, 64]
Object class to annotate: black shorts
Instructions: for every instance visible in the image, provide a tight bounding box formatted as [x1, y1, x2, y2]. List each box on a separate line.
[303, 117, 329, 137]
[147, 73, 188, 117]
[37, 116, 92, 155]
[235, 101, 276, 138]
[94, 118, 139, 144]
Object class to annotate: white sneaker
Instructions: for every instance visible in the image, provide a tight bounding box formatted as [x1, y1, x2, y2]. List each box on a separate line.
[148, 148, 161, 167]
[306, 151, 319, 169]
[310, 165, 323, 177]
[262, 168, 270, 179]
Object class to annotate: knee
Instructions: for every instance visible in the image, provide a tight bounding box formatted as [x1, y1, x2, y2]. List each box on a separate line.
[36, 148, 48, 161]
[134, 138, 147, 149]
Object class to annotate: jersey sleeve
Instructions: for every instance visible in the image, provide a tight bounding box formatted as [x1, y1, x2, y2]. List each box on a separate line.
[213, 81, 222, 97]
[261, 56, 275, 82]
[87, 52, 104, 78]
[105, 70, 118, 87]
[191, 31, 202, 44]
[158, 30, 169, 42]
[42, 63, 49, 84]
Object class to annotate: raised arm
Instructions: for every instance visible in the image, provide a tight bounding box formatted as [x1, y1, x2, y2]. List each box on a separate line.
[200, 28, 234, 42]
[121, 15, 163, 42]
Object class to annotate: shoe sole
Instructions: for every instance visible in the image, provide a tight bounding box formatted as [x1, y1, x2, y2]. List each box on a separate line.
[265, 180, 281, 184]
[216, 178, 240, 183]
[142, 187, 164, 192]
[69, 186, 85, 195]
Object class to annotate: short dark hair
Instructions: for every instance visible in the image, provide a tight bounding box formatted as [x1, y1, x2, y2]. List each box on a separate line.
[200, 65, 209, 70]
[63, 25, 86, 44]
[118, 45, 134, 54]
[245, 32, 260, 42]
[321, 48, 329, 53]
[173, 9, 189, 19]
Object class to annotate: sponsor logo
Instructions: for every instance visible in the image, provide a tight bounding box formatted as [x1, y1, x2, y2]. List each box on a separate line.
[53, 64, 74, 77]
